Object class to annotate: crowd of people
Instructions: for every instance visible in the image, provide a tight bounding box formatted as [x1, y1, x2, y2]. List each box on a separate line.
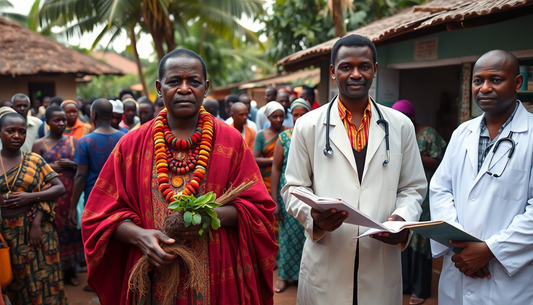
[1, 34, 532, 305]
[0, 91, 158, 304]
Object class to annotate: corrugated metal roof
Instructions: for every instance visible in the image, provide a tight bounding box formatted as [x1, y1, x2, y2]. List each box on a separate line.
[277, 0, 533, 69]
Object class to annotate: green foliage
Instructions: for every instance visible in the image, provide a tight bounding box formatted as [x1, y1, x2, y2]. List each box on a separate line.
[76, 74, 139, 99]
[141, 23, 272, 89]
[262, 0, 428, 64]
[167, 192, 222, 240]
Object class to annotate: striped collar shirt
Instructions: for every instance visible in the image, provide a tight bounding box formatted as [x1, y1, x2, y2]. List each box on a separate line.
[338, 97, 372, 151]
[478, 102, 518, 172]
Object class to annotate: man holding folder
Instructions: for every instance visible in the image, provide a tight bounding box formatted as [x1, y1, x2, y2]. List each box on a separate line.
[282, 35, 426, 305]
[430, 50, 533, 304]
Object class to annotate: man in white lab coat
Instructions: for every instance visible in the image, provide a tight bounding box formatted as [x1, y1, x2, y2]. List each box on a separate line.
[430, 50, 533, 304]
[282, 35, 426, 305]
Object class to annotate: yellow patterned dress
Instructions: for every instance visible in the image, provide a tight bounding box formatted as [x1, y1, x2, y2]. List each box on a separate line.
[0, 152, 67, 305]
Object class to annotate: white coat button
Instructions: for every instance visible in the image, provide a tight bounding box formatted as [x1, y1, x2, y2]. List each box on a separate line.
[348, 241, 355, 247]
[356, 186, 360, 190]
[466, 291, 472, 296]
[470, 196, 477, 201]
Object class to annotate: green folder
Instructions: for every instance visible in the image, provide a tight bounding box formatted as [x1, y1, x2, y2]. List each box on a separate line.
[408, 221, 482, 253]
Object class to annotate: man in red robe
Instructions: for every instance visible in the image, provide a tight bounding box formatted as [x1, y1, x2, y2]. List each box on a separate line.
[81, 49, 278, 305]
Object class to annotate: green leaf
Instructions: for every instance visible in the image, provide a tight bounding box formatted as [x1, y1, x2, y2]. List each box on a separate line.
[192, 213, 202, 225]
[199, 228, 204, 236]
[194, 194, 209, 205]
[184, 211, 193, 227]
[202, 222, 209, 229]
[209, 230, 214, 241]
[211, 218, 221, 230]
[168, 201, 180, 211]
[205, 209, 218, 221]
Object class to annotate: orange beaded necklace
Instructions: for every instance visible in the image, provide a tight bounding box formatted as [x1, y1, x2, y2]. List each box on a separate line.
[153, 107, 214, 204]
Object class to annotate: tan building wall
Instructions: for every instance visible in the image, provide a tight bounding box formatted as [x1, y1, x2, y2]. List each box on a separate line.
[0, 74, 77, 102]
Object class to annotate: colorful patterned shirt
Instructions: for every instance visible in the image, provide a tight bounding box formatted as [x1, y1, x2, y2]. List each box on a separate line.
[338, 97, 372, 151]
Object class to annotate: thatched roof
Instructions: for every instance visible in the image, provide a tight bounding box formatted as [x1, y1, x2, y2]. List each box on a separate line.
[0, 17, 123, 77]
[277, 0, 533, 71]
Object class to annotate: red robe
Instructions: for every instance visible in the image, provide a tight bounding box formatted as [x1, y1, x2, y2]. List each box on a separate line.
[81, 117, 278, 305]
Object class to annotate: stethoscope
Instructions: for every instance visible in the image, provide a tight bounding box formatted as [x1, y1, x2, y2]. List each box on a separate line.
[485, 131, 515, 178]
[323, 94, 390, 165]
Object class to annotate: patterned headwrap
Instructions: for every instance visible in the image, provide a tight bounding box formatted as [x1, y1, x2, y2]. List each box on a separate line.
[61, 100, 78, 109]
[264, 101, 285, 117]
[290, 98, 311, 112]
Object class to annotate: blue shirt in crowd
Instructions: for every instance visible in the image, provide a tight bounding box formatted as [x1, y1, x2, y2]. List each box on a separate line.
[74, 131, 125, 202]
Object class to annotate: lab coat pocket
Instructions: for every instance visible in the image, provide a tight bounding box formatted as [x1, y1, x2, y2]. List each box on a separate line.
[492, 168, 527, 202]
[382, 154, 403, 191]
[383, 244, 401, 287]
[300, 242, 329, 288]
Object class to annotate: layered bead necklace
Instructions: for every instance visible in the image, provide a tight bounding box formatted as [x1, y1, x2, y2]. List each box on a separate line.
[153, 107, 214, 204]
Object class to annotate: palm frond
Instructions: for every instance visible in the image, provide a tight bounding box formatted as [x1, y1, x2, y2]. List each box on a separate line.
[0, 0, 13, 10]
[0, 12, 28, 26]
[185, 4, 259, 44]
[193, 0, 265, 19]
[27, 0, 41, 31]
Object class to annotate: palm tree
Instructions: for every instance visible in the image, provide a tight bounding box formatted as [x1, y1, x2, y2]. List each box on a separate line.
[38, 0, 265, 95]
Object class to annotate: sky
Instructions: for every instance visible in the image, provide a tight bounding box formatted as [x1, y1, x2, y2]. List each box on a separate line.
[4, 0, 269, 60]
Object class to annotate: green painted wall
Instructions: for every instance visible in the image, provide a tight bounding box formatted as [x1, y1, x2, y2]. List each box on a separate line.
[376, 14, 533, 66]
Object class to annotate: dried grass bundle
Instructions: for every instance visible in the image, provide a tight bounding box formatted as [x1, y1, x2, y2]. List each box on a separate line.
[127, 180, 255, 302]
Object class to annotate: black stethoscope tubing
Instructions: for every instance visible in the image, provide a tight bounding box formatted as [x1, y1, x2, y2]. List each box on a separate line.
[323, 94, 390, 165]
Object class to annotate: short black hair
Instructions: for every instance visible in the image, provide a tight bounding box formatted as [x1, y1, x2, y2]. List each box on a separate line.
[154, 98, 164, 107]
[45, 105, 64, 121]
[225, 94, 239, 109]
[124, 100, 137, 109]
[301, 86, 315, 101]
[119, 89, 134, 100]
[0, 112, 26, 129]
[91, 98, 113, 121]
[158, 48, 207, 81]
[50, 96, 63, 106]
[137, 96, 151, 104]
[331, 34, 377, 65]
[139, 100, 155, 112]
[81, 102, 92, 116]
[238, 92, 250, 99]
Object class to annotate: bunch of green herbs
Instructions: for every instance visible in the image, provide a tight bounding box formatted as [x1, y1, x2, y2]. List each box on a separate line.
[168, 192, 222, 240]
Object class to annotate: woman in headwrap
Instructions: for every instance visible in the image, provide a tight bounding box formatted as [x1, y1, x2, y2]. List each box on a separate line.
[61, 100, 85, 140]
[0, 112, 67, 304]
[270, 98, 311, 293]
[253, 101, 286, 193]
[392, 99, 446, 305]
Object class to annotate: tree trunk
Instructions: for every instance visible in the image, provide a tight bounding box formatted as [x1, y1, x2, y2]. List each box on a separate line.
[129, 28, 148, 96]
[152, 32, 166, 61]
[331, 0, 347, 37]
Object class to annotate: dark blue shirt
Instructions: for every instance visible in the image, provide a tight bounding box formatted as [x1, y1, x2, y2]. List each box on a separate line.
[74, 131, 125, 201]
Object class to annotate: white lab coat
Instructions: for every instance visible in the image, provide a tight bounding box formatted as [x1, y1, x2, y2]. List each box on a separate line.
[282, 99, 426, 305]
[430, 102, 533, 305]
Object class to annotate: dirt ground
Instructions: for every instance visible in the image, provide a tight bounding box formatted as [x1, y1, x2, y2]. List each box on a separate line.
[65, 257, 443, 305]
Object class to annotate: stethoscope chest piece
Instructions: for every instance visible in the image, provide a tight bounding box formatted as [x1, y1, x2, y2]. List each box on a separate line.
[323, 146, 334, 157]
